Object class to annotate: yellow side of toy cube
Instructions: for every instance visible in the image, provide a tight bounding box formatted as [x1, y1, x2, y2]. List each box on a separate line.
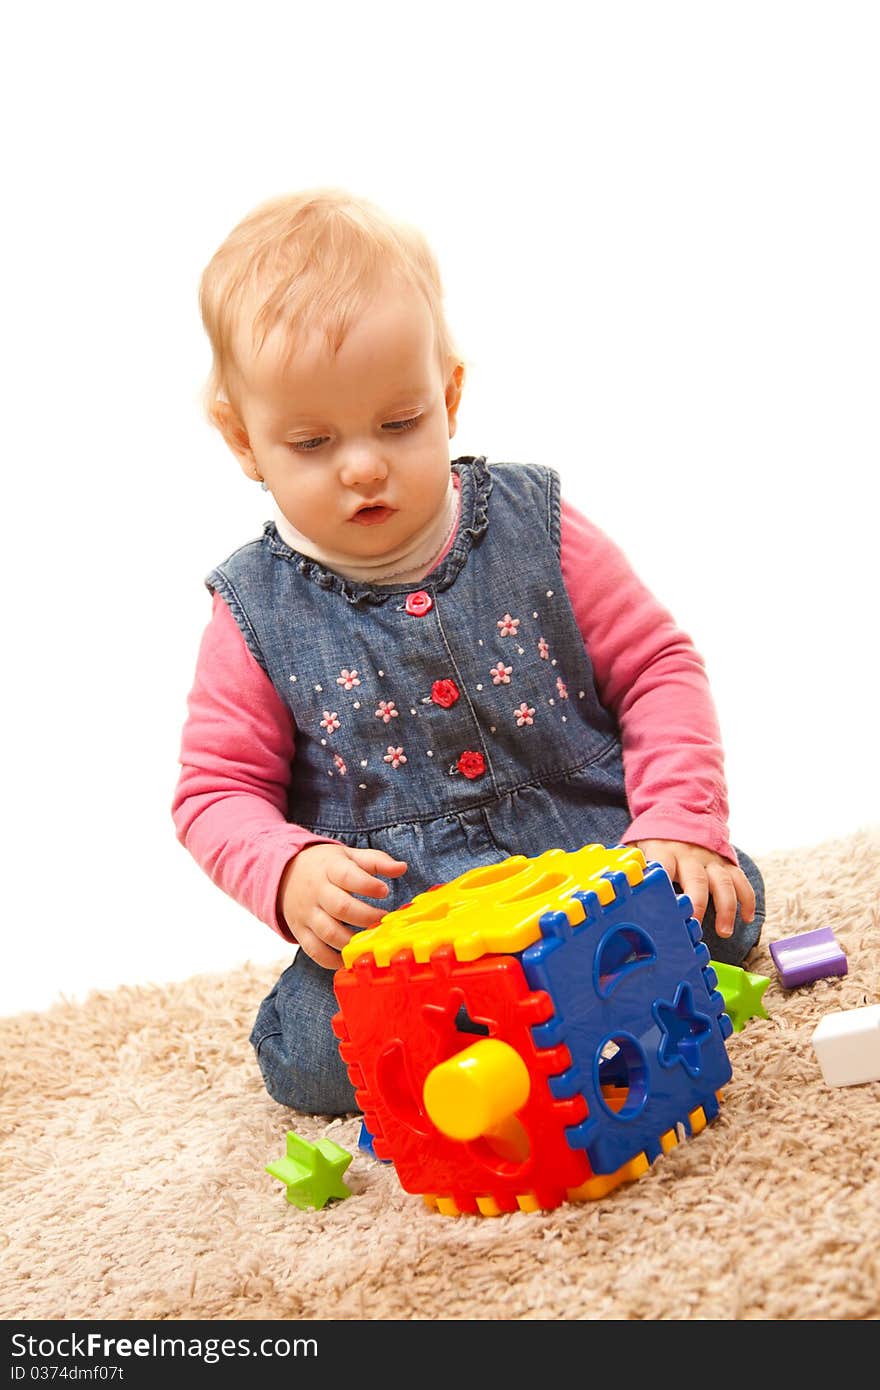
[341, 843, 647, 968]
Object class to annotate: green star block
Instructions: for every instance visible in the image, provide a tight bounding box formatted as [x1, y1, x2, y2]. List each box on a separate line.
[710, 959, 771, 1032]
[266, 1131, 353, 1210]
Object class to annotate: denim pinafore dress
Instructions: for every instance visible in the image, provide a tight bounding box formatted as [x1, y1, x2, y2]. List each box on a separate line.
[208, 457, 631, 879]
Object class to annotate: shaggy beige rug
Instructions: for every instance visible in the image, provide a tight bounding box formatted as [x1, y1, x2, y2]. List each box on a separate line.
[3, 828, 879, 1322]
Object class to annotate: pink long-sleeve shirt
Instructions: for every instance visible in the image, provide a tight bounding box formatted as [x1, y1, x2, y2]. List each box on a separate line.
[172, 497, 736, 942]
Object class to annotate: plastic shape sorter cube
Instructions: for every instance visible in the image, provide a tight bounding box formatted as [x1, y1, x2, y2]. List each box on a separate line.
[331, 844, 733, 1216]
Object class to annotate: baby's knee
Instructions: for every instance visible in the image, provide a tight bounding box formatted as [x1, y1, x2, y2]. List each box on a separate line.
[249, 953, 358, 1115]
[251, 1026, 357, 1115]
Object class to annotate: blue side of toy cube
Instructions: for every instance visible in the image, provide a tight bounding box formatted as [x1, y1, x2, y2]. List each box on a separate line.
[522, 863, 732, 1175]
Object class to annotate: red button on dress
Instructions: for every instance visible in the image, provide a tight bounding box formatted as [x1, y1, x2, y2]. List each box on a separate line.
[405, 590, 433, 616]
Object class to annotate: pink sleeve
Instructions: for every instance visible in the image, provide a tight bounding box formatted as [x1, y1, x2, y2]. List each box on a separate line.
[171, 592, 339, 939]
[559, 499, 737, 863]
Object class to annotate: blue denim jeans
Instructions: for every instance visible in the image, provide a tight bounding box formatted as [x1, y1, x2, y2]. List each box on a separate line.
[249, 846, 765, 1116]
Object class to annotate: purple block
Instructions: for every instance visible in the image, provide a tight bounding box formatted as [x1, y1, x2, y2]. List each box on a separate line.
[769, 927, 848, 989]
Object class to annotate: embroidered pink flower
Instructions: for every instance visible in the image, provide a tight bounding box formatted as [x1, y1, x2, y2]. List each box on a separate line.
[456, 750, 486, 780]
[514, 702, 535, 727]
[538, 637, 549, 659]
[320, 711, 341, 732]
[497, 613, 520, 637]
[556, 677, 568, 699]
[430, 679, 459, 708]
[333, 754, 347, 775]
[490, 661, 512, 685]
[375, 699, 399, 724]
[336, 668, 361, 690]
[384, 745, 407, 768]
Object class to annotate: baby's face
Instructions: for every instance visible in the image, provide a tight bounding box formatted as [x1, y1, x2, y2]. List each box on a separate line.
[230, 280, 462, 561]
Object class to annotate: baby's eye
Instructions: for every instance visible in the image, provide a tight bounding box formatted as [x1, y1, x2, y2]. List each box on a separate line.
[290, 436, 329, 452]
[382, 416, 420, 433]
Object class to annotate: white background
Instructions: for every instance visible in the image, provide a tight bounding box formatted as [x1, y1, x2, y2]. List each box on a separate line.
[3, 2, 878, 1018]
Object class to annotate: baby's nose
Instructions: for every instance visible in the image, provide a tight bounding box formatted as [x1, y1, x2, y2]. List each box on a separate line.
[339, 444, 389, 486]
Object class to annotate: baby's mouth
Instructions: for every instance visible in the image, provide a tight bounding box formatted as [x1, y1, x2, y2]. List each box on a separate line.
[350, 504, 395, 526]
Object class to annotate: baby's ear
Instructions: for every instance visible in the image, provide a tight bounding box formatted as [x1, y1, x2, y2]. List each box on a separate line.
[210, 401, 256, 472]
[445, 362, 465, 437]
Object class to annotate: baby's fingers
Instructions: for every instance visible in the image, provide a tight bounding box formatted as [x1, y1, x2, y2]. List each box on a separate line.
[295, 909, 352, 969]
[679, 863, 710, 925]
[706, 864, 738, 938]
[323, 883, 388, 930]
[332, 856, 401, 904]
[733, 866, 757, 924]
[347, 847, 408, 878]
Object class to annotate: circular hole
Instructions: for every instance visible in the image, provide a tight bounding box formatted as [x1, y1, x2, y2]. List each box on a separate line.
[595, 1033, 649, 1120]
[504, 870, 570, 903]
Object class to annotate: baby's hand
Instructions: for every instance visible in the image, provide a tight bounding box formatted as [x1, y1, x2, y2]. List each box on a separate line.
[278, 843, 408, 970]
[634, 839, 755, 940]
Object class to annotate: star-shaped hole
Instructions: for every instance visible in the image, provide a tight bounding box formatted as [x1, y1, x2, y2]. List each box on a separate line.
[653, 981, 713, 1077]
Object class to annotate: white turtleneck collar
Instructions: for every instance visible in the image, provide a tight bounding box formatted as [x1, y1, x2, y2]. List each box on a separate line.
[272, 472, 460, 586]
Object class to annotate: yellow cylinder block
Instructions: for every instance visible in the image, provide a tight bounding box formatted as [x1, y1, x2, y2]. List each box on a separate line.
[423, 1039, 531, 1141]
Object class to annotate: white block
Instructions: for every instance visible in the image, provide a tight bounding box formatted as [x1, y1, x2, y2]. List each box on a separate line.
[811, 1004, 880, 1087]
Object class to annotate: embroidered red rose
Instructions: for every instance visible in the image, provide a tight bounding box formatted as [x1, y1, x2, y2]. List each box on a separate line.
[431, 678, 460, 708]
[456, 750, 486, 780]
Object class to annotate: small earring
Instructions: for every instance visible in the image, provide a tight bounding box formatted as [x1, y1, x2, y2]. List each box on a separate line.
[252, 468, 268, 491]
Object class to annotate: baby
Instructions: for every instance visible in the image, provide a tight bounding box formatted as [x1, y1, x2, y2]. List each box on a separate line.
[173, 188, 765, 1116]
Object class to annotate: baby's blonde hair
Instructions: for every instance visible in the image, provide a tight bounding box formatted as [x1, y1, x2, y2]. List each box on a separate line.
[199, 187, 461, 416]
